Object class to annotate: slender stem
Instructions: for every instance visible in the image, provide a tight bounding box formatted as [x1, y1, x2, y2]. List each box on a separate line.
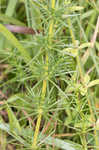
[94, 129, 99, 150]
[67, 18, 87, 150]
[87, 92, 99, 150]
[52, 0, 55, 9]
[68, 17, 99, 150]
[32, 1, 55, 149]
[81, 134, 88, 150]
[32, 113, 42, 149]
[67, 18, 84, 81]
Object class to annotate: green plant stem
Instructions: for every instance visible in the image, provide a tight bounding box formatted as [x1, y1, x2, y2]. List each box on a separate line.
[32, 0, 55, 149]
[67, 18, 84, 82]
[87, 92, 99, 150]
[67, 18, 88, 150]
[75, 91, 88, 150]
[67, 17, 99, 150]
[81, 134, 88, 150]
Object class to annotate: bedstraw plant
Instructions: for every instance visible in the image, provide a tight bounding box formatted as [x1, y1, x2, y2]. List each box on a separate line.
[0, 0, 99, 150]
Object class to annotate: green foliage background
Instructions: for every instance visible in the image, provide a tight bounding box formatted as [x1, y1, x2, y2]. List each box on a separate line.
[0, 0, 99, 150]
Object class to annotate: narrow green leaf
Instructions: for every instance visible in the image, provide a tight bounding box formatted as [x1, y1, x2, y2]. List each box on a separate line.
[86, 11, 97, 38]
[87, 79, 99, 88]
[43, 135, 82, 150]
[0, 0, 18, 50]
[5, 0, 17, 17]
[26, 0, 42, 29]
[0, 24, 33, 69]
[79, 42, 91, 49]
[6, 104, 21, 134]
[6, 94, 23, 103]
[0, 14, 25, 26]
[81, 10, 94, 20]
